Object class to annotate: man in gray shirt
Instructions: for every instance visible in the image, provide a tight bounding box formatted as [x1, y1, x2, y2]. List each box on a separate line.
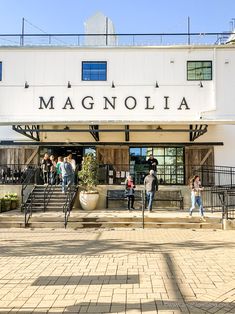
[144, 169, 158, 212]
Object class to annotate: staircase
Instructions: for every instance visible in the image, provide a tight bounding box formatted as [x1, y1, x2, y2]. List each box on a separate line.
[28, 185, 68, 211]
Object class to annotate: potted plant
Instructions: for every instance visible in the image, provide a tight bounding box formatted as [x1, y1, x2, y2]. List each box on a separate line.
[78, 153, 99, 210]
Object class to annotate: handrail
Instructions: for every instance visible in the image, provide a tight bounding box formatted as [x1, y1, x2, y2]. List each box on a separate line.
[21, 167, 37, 207]
[43, 183, 54, 212]
[0, 164, 37, 185]
[23, 186, 35, 227]
[64, 185, 78, 229]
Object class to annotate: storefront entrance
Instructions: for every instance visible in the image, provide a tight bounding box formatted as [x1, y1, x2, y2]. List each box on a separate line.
[39, 146, 96, 169]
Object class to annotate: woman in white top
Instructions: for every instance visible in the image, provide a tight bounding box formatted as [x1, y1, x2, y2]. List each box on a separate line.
[189, 175, 205, 220]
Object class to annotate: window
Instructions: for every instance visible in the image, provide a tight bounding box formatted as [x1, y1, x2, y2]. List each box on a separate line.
[130, 146, 184, 185]
[0, 62, 2, 81]
[82, 61, 107, 81]
[187, 61, 212, 81]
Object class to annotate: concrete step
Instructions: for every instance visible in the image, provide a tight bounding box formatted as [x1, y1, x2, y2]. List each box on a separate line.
[26, 218, 223, 230]
[66, 221, 222, 229]
[0, 216, 24, 222]
[0, 211, 222, 229]
[27, 222, 65, 228]
[0, 221, 25, 228]
[0, 220, 222, 229]
[67, 216, 221, 224]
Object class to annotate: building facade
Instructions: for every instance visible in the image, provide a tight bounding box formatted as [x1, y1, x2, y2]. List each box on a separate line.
[1, 39, 235, 185]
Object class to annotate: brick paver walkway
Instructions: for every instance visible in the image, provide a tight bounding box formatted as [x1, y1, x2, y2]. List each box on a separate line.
[0, 228, 234, 313]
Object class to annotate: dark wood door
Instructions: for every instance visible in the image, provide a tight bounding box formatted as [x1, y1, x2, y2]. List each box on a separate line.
[185, 146, 214, 185]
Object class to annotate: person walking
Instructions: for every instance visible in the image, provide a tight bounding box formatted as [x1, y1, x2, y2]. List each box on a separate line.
[189, 175, 206, 221]
[125, 175, 136, 210]
[144, 169, 158, 212]
[60, 157, 74, 193]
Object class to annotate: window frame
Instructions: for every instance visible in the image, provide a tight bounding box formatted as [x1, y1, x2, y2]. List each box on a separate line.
[82, 61, 107, 81]
[187, 60, 212, 81]
[129, 146, 185, 185]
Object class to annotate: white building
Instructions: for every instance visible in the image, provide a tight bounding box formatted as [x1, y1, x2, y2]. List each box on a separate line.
[1, 15, 235, 186]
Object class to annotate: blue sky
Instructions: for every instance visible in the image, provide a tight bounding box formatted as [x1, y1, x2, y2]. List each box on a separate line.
[0, 0, 235, 34]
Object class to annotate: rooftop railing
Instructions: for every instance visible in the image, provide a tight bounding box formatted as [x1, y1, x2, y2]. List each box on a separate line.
[0, 32, 234, 47]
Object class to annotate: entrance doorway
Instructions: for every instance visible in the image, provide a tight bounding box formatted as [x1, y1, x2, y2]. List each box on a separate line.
[40, 146, 95, 168]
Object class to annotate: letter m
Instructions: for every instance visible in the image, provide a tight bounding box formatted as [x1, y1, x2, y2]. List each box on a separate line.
[38, 96, 55, 109]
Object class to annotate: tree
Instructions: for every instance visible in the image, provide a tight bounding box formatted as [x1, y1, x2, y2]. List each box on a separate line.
[78, 153, 99, 192]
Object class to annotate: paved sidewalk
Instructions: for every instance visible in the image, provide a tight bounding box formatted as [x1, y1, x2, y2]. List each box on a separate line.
[0, 228, 234, 313]
[0, 208, 222, 219]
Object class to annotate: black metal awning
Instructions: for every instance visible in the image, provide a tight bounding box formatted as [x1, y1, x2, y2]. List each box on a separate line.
[11, 124, 208, 142]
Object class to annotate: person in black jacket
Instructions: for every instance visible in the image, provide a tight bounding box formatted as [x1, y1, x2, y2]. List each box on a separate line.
[147, 154, 158, 173]
[41, 153, 52, 185]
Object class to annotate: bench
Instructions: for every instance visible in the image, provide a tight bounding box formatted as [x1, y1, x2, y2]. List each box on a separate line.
[106, 189, 144, 208]
[153, 190, 184, 210]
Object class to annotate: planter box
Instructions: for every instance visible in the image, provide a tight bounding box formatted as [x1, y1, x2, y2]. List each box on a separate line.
[11, 200, 18, 210]
[1, 199, 11, 212]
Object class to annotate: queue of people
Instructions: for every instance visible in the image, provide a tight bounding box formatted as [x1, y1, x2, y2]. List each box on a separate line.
[41, 153, 77, 192]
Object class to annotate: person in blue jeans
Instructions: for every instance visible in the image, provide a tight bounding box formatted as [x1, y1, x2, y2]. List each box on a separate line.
[189, 175, 206, 221]
[144, 170, 158, 212]
[60, 157, 74, 193]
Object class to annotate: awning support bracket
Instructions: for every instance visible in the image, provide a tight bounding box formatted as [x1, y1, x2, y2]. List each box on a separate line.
[89, 125, 99, 141]
[12, 125, 40, 141]
[189, 124, 208, 141]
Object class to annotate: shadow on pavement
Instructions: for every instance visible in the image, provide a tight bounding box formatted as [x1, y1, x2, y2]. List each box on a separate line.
[0, 237, 234, 257]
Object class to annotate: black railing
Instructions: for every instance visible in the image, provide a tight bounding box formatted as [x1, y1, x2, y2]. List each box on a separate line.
[2, 163, 235, 187]
[191, 165, 235, 187]
[0, 32, 234, 47]
[23, 186, 35, 227]
[0, 164, 36, 185]
[21, 166, 38, 206]
[43, 183, 54, 212]
[63, 185, 78, 228]
[202, 186, 235, 219]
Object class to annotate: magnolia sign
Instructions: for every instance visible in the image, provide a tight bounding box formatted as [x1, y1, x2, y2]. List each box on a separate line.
[38, 95, 190, 111]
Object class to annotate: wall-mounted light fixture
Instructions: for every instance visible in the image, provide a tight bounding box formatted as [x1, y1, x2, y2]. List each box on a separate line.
[155, 81, 159, 88]
[67, 81, 71, 88]
[225, 59, 229, 64]
[24, 81, 29, 88]
[199, 81, 203, 88]
[111, 81, 115, 88]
